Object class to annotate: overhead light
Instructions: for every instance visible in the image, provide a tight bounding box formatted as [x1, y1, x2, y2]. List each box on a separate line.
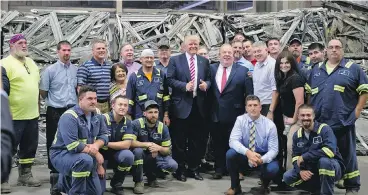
[180, 0, 211, 10]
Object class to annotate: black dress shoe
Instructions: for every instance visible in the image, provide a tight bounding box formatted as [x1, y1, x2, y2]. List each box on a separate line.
[173, 172, 187, 182]
[199, 162, 214, 173]
[212, 172, 223, 180]
[187, 171, 203, 180]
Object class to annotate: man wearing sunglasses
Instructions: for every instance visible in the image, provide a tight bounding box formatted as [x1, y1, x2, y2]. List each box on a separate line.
[0, 34, 41, 193]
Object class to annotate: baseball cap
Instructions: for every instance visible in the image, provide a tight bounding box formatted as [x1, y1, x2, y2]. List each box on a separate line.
[289, 37, 302, 45]
[144, 100, 159, 110]
[158, 38, 170, 49]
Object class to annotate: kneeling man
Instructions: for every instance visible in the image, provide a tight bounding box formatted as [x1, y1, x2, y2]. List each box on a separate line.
[130, 100, 178, 194]
[283, 104, 344, 195]
[226, 95, 279, 195]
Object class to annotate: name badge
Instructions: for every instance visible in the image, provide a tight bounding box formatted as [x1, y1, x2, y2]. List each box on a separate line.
[152, 133, 161, 140]
[297, 142, 304, 148]
[313, 136, 322, 144]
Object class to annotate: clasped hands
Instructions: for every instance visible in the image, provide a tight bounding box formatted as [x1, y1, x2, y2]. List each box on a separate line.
[246, 150, 263, 167]
[146, 142, 162, 158]
[297, 156, 314, 181]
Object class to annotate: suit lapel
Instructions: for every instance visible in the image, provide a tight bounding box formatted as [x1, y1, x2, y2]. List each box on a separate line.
[197, 56, 203, 83]
[213, 63, 221, 93]
[180, 53, 191, 81]
[222, 63, 237, 93]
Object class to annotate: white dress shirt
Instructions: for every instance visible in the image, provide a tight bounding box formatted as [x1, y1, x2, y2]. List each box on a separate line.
[253, 55, 276, 105]
[215, 64, 232, 91]
[185, 52, 198, 97]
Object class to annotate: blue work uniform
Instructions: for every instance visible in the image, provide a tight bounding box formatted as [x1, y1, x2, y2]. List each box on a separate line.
[126, 67, 170, 120]
[284, 122, 345, 195]
[305, 58, 368, 191]
[297, 55, 312, 82]
[50, 106, 109, 195]
[99, 112, 135, 192]
[131, 117, 178, 183]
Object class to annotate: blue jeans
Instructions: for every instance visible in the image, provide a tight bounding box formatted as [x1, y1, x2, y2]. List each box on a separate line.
[226, 148, 279, 188]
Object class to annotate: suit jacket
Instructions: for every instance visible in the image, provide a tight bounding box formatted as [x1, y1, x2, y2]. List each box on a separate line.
[1, 66, 9, 95]
[167, 53, 211, 119]
[1, 92, 14, 182]
[209, 63, 253, 124]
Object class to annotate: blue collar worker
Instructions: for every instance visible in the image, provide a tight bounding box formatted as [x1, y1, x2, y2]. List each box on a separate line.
[50, 85, 109, 195]
[130, 100, 178, 191]
[283, 104, 345, 195]
[226, 95, 279, 195]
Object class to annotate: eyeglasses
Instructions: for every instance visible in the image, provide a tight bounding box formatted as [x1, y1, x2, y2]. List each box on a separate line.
[23, 63, 30, 74]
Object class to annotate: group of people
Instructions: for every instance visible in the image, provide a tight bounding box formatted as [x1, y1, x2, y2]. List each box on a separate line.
[0, 31, 367, 195]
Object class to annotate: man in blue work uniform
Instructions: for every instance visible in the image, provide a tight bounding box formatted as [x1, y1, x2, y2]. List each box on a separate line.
[50, 86, 109, 195]
[283, 104, 345, 195]
[288, 37, 311, 81]
[100, 95, 135, 195]
[126, 49, 170, 125]
[305, 39, 368, 195]
[130, 100, 178, 194]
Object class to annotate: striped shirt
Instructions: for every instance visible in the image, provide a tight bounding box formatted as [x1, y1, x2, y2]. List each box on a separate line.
[77, 57, 111, 100]
[109, 82, 126, 102]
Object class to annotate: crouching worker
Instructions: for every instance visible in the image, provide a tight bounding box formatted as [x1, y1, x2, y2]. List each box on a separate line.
[130, 100, 178, 194]
[100, 95, 135, 195]
[226, 95, 279, 195]
[50, 86, 109, 195]
[283, 104, 345, 195]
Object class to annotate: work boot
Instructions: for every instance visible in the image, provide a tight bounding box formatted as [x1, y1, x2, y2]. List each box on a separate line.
[345, 190, 359, 195]
[336, 179, 345, 189]
[1, 181, 11, 194]
[111, 187, 125, 195]
[50, 173, 62, 195]
[110, 173, 124, 195]
[148, 180, 160, 188]
[133, 182, 144, 194]
[17, 166, 41, 187]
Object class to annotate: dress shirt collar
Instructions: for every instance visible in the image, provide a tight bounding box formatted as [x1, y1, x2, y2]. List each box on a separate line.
[246, 113, 262, 124]
[256, 55, 272, 67]
[185, 52, 197, 60]
[58, 60, 71, 68]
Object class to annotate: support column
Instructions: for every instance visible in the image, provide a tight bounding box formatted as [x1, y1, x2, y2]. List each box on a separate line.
[116, 0, 122, 14]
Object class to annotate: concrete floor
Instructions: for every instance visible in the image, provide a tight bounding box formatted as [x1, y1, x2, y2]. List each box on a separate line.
[4, 157, 368, 195]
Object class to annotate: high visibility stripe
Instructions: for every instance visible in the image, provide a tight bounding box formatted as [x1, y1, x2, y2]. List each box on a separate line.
[117, 166, 132, 172]
[138, 94, 147, 101]
[311, 87, 319, 95]
[317, 123, 327, 134]
[64, 110, 78, 118]
[79, 139, 87, 144]
[161, 140, 171, 147]
[319, 169, 335, 177]
[138, 118, 145, 128]
[155, 68, 161, 75]
[134, 159, 144, 165]
[289, 179, 303, 187]
[158, 122, 163, 134]
[356, 84, 368, 95]
[343, 171, 360, 179]
[163, 95, 170, 101]
[334, 85, 345, 93]
[72, 171, 90, 178]
[129, 100, 135, 106]
[292, 156, 299, 163]
[95, 108, 101, 114]
[102, 146, 109, 150]
[67, 141, 80, 151]
[103, 113, 111, 126]
[122, 134, 136, 140]
[318, 62, 324, 68]
[305, 57, 310, 65]
[297, 128, 302, 138]
[345, 61, 354, 68]
[322, 147, 335, 158]
[157, 93, 163, 99]
[19, 158, 35, 164]
[305, 83, 312, 94]
[161, 169, 170, 173]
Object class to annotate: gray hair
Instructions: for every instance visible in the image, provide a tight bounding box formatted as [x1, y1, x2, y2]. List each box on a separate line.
[252, 41, 267, 48]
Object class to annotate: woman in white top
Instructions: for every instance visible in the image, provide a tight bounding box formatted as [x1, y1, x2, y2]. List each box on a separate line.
[110, 62, 128, 101]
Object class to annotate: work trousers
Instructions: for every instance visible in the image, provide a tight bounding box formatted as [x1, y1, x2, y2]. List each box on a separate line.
[283, 157, 342, 195]
[100, 149, 134, 192]
[170, 99, 205, 172]
[51, 151, 101, 195]
[334, 125, 360, 191]
[211, 122, 234, 174]
[132, 148, 178, 182]
[226, 148, 279, 189]
[46, 106, 68, 172]
[13, 117, 39, 167]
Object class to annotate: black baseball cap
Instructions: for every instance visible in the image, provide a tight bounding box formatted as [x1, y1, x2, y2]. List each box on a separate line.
[158, 39, 170, 50]
[289, 37, 302, 45]
[144, 100, 159, 110]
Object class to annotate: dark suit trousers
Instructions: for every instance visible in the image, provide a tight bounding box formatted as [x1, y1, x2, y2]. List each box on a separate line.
[46, 106, 68, 172]
[211, 122, 234, 174]
[171, 98, 204, 172]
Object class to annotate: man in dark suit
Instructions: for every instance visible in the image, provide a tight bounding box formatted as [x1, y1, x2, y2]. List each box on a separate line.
[167, 35, 211, 181]
[210, 44, 253, 179]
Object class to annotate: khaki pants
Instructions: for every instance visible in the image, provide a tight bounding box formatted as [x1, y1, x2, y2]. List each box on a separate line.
[97, 102, 110, 113]
[286, 122, 301, 170]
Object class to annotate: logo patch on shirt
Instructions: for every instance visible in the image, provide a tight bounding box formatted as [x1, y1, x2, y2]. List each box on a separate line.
[338, 70, 350, 77]
[152, 133, 161, 140]
[153, 77, 161, 83]
[140, 130, 148, 136]
[313, 72, 320, 77]
[313, 136, 322, 144]
[297, 142, 304, 148]
[120, 126, 127, 133]
[137, 80, 144, 87]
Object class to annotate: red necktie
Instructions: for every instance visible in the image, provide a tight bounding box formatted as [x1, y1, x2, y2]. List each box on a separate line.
[221, 67, 227, 93]
[189, 56, 195, 81]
